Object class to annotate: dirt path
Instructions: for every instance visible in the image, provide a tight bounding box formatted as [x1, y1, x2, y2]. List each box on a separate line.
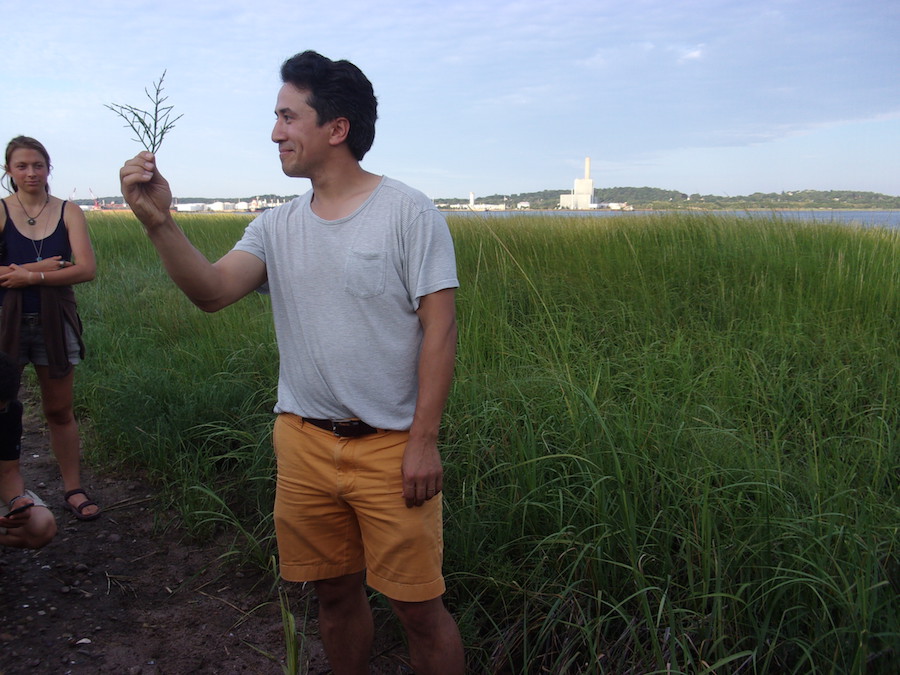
[0, 404, 408, 674]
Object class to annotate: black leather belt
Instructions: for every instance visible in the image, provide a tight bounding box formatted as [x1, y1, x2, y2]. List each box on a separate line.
[22, 314, 41, 327]
[302, 417, 381, 437]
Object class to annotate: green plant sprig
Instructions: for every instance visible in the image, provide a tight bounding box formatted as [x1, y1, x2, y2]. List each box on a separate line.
[105, 70, 183, 154]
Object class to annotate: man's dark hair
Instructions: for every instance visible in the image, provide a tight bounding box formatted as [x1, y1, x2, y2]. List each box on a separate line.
[0, 352, 20, 402]
[280, 51, 378, 161]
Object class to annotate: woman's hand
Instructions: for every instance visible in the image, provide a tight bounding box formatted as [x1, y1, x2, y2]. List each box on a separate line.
[1, 264, 46, 288]
[32, 256, 71, 273]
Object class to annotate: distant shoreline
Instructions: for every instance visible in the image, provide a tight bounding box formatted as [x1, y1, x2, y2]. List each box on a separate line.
[437, 208, 900, 229]
[438, 207, 899, 214]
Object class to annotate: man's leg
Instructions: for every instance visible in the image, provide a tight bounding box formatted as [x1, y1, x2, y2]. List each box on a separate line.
[314, 571, 373, 675]
[390, 596, 464, 675]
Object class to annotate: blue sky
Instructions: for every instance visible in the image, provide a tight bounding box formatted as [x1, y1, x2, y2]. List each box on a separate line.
[2, 0, 898, 200]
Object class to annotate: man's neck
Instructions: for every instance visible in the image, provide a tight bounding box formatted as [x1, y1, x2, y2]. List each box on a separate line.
[309, 162, 381, 221]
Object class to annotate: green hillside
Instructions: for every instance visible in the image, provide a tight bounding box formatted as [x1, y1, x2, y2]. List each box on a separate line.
[80, 188, 900, 211]
[435, 188, 900, 210]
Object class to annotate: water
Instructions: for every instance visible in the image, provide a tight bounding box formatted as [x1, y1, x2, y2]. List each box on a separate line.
[444, 209, 900, 229]
[726, 209, 900, 229]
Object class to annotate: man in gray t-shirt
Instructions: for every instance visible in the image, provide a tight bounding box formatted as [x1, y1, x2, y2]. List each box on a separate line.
[120, 51, 464, 674]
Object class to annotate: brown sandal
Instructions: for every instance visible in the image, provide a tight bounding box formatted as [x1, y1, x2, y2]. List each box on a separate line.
[63, 489, 101, 521]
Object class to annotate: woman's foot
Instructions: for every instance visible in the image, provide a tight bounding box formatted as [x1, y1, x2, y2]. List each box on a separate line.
[63, 489, 101, 521]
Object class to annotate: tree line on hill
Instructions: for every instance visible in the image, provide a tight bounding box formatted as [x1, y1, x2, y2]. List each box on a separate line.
[434, 188, 900, 211]
[79, 189, 899, 211]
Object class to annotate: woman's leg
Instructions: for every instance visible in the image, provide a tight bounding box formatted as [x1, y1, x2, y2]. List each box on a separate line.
[34, 365, 99, 518]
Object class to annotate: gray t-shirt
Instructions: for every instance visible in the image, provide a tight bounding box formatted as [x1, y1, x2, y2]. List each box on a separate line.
[233, 176, 458, 430]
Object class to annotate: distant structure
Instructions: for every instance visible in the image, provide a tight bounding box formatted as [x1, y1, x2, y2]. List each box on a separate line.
[560, 157, 598, 210]
[172, 196, 287, 213]
[444, 190, 506, 211]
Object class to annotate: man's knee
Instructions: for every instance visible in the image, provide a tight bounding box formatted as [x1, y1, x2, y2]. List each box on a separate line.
[1, 508, 56, 549]
[389, 596, 448, 633]
[314, 572, 367, 610]
[27, 508, 57, 548]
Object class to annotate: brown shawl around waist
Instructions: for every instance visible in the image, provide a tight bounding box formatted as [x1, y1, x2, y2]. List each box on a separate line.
[0, 286, 84, 378]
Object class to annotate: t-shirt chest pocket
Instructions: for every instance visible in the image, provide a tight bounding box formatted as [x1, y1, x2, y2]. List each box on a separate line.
[343, 250, 387, 298]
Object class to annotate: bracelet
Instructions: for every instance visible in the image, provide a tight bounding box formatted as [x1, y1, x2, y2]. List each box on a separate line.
[7, 494, 27, 509]
[41, 272, 46, 282]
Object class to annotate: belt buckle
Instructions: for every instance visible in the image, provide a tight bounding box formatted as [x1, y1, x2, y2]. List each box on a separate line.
[331, 419, 362, 437]
[331, 419, 381, 437]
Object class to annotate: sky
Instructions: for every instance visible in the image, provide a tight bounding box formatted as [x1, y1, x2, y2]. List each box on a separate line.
[2, 0, 898, 201]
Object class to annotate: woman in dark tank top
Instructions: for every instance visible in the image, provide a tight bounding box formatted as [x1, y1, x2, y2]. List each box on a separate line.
[1, 135, 101, 521]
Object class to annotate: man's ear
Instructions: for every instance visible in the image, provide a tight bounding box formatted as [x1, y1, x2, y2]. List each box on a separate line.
[328, 117, 351, 146]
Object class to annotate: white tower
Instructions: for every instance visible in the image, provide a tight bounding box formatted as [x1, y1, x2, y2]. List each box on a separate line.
[560, 157, 595, 209]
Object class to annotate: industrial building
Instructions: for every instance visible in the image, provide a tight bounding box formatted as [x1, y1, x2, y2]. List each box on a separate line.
[559, 157, 597, 210]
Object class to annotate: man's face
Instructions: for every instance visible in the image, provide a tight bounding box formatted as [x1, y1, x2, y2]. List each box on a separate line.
[271, 84, 333, 179]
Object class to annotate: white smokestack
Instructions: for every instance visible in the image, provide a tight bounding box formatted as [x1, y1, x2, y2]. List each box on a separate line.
[584, 157, 591, 179]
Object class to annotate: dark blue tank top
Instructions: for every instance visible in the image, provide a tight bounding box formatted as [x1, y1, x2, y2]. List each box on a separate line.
[1, 199, 72, 313]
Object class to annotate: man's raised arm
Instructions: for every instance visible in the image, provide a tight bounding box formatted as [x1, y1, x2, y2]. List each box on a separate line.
[119, 152, 266, 312]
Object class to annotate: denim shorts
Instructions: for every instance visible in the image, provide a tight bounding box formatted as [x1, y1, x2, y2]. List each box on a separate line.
[9, 314, 82, 368]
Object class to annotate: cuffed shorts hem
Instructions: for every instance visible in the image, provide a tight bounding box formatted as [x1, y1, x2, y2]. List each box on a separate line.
[279, 561, 366, 584]
[367, 570, 446, 603]
[278, 562, 445, 603]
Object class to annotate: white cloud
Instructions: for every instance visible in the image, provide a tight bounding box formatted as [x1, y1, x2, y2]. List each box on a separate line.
[2, 0, 898, 198]
[676, 44, 706, 64]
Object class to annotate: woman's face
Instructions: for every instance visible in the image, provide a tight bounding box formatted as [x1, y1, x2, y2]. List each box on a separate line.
[6, 148, 50, 193]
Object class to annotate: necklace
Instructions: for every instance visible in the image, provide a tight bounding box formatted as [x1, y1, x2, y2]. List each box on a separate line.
[30, 224, 47, 262]
[14, 192, 50, 226]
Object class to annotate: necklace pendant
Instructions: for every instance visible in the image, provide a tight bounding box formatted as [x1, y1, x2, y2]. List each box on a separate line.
[36, 256, 43, 261]
[27, 218, 36, 226]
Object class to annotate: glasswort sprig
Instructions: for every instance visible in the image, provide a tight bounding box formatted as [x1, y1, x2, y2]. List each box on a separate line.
[106, 70, 183, 154]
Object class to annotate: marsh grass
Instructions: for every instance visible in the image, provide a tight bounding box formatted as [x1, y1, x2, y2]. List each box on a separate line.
[77, 211, 898, 673]
[78, 213, 278, 544]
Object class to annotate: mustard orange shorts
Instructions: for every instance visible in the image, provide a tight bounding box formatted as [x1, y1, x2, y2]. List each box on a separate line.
[273, 413, 445, 602]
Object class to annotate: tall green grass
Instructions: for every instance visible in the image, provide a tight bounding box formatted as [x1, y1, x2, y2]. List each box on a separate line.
[77, 211, 898, 673]
[77, 213, 279, 558]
